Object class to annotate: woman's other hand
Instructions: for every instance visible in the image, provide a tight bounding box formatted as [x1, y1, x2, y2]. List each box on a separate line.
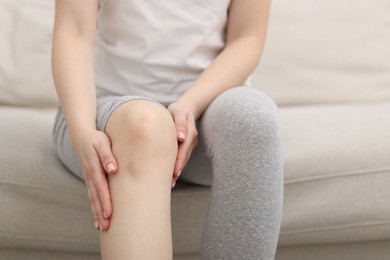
[74, 130, 118, 231]
[167, 102, 198, 188]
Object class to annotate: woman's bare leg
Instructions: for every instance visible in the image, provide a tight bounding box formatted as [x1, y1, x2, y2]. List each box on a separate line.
[100, 100, 177, 260]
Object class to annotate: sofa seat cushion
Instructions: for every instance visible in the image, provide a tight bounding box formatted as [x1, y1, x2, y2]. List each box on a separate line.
[0, 107, 98, 252]
[0, 107, 210, 255]
[1, 104, 390, 253]
[279, 103, 390, 245]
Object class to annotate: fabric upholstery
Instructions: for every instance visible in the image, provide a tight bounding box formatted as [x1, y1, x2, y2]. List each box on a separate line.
[1, 0, 390, 258]
[3, 240, 390, 260]
[279, 104, 390, 245]
[276, 240, 390, 260]
[1, 106, 389, 256]
[253, 0, 390, 106]
[0, 108, 97, 252]
[1, 0, 390, 108]
[0, 1, 57, 107]
[0, 106, 209, 255]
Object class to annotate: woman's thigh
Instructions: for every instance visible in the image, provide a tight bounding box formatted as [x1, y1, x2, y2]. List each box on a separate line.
[53, 95, 168, 180]
[179, 86, 280, 186]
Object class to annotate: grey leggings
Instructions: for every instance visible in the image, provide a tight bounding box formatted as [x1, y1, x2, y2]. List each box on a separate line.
[53, 86, 283, 259]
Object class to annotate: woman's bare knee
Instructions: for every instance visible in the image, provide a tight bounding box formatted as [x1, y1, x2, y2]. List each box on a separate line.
[107, 100, 175, 142]
[105, 100, 177, 174]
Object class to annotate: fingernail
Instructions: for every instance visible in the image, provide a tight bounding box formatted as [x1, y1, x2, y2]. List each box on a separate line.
[178, 131, 185, 140]
[103, 211, 108, 219]
[95, 220, 99, 230]
[172, 181, 176, 189]
[178, 170, 182, 177]
[107, 163, 115, 173]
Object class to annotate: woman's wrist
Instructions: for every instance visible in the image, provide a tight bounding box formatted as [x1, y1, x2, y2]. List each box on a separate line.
[68, 124, 98, 146]
[175, 96, 204, 120]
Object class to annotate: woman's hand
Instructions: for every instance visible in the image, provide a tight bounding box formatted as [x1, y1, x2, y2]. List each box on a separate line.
[73, 130, 118, 231]
[167, 102, 198, 188]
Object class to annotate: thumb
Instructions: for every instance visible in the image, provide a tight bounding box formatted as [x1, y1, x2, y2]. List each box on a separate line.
[95, 134, 118, 174]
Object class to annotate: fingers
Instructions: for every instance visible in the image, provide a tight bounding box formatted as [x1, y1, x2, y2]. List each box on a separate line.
[94, 167, 112, 223]
[82, 133, 116, 231]
[84, 164, 111, 231]
[85, 176, 109, 231]
[94, 132, 118, 175]
[167, 102, 199, 188]
[172, 138, 198, 187]
[174, 136, 198, 175]
[172, 114, 198, 188]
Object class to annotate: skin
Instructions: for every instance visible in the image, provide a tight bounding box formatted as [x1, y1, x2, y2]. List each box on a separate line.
[52, 0, 270, 239]
[100, 100, 178, 259]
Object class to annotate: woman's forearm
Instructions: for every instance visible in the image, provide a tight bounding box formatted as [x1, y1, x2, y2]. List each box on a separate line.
[52, 0, 99, 141]
[177, 0, 270, 120]
[177, 35, 265, 120]
[52, 31, 97, 138]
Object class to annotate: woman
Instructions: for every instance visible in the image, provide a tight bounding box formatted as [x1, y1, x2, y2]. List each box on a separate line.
[52, 0, 283, 259]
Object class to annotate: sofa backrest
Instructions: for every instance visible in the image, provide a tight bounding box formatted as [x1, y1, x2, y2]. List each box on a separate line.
[253, 0, 390, 106]
[0, 0, 389, 108]
[0, 0, 57, 108]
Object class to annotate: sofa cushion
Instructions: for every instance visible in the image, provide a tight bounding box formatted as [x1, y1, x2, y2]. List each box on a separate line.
[253, 0, 390, 106]
[3, 0, 390, 109]
[2, 104, 389, 254]
[279, 103, 390, 245]
[0, 1, 58, 107]
[4, 0, 389, 108]
[0, 107, 97, 252]
[0, 107, 209, 255]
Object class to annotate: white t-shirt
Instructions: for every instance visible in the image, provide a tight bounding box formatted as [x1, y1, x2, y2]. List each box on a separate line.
[95, 0, 231, 105]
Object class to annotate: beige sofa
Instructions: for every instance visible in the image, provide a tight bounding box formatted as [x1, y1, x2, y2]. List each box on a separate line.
[1, 0, 390, 259]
